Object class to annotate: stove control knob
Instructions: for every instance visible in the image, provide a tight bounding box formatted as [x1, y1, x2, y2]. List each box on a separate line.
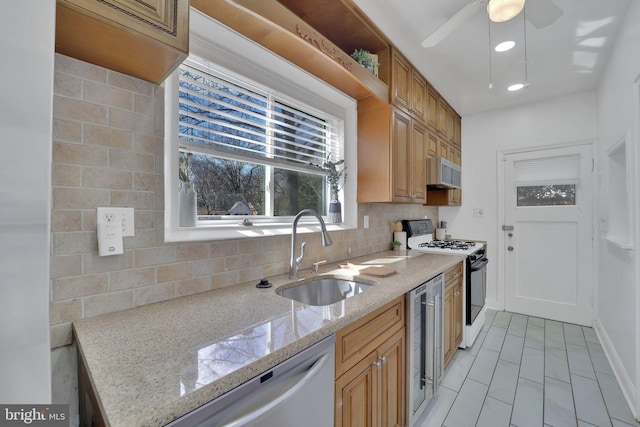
[508, 246, 514, 251]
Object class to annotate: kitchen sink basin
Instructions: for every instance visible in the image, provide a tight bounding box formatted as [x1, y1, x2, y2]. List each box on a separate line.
[276, 277, 373, 306]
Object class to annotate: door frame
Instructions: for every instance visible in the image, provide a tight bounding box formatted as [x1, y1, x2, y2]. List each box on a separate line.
[495, 140, 597, 320]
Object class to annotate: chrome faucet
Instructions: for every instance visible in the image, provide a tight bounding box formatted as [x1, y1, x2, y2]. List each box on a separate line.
[290, 209, 333, 279]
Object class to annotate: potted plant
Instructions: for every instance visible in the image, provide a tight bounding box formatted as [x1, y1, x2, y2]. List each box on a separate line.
[178, 153, 197, 227]
[351, 49, 380, 76]
[391, 241, 402, 251]
[317, 154, 347, 223]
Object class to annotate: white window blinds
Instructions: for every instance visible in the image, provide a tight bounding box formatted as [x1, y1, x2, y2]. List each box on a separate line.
[177, 58, 343, 174]
[514, 154, 580, 185]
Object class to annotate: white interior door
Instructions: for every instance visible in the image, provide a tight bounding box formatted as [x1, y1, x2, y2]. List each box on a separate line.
[503, 145, 594, 325]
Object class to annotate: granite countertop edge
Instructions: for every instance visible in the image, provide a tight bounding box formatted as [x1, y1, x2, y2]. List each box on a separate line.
[73, 250, 465, 427]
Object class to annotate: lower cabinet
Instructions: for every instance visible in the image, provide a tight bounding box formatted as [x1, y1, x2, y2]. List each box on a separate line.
[443, 262, 464, 369]
[335, 297, 405, 427]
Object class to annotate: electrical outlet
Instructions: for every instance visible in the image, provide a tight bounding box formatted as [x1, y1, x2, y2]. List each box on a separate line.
[97, 207, 135, 236]
[473, 208, 485, 218]
[364, 215, 369, 229]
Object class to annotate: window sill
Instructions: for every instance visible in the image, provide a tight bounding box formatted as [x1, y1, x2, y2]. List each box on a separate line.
[164, 218, 356, 242]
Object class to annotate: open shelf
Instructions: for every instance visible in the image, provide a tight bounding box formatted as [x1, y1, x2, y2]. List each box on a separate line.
[191, 0, 389, 103]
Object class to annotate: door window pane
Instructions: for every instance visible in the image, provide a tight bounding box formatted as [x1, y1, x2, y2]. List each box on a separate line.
[516, 184, 576, 206]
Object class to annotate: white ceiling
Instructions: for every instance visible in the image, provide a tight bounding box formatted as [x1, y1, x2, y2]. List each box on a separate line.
[352, 0, 631, 116]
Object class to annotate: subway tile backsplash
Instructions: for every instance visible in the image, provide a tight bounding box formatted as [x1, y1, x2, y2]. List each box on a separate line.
[49, 54, 438, 349]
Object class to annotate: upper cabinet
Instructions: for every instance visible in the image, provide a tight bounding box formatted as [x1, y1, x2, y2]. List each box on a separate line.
[391, 50, 427, 124]
[55, 0, 189, 84]
[357, 99, 426, 204]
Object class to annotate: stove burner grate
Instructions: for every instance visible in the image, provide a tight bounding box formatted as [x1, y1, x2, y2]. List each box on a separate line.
[418, 240, 476, 251]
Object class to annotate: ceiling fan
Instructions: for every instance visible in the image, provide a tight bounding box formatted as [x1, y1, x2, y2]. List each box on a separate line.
[421, 0, 563, 48]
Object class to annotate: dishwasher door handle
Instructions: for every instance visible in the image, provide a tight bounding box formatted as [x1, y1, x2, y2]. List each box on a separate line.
[220, 352, 331, 427]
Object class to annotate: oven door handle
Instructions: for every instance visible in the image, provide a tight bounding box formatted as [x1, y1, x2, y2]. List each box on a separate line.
[470, 259, 489, 271]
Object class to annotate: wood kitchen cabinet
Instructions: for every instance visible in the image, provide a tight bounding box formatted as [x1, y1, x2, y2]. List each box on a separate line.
[427, 85, 439, 131]
[392, 109, 427, 203]
[335, 297, 405, 427]
[436, 96, 448, 139]
[391, 49, 428, 124]
[443, 262, 464, 368]
[357, 99, 427, 204]
[55, 0, 189, 84]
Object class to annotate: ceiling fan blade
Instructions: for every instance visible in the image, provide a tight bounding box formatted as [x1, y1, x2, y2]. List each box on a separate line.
[421, 0, 487, 48]
[525, 0, 563, 29]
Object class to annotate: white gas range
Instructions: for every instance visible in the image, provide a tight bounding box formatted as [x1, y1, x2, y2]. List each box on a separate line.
[402, 219, 487, 349]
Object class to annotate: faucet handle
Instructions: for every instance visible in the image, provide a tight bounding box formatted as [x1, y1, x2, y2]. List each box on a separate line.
[312, 260, 326, 274]
[295, 242, 307, 268]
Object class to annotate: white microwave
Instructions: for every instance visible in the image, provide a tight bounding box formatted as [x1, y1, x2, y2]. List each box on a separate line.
[427, 157, 461, 189]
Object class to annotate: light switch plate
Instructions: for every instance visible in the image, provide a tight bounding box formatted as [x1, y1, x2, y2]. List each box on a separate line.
[473, 208, 485, 218]
[97, 207, 135, 236]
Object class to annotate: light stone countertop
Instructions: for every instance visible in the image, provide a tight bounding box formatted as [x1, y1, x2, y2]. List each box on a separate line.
[73, 250, 464, 426]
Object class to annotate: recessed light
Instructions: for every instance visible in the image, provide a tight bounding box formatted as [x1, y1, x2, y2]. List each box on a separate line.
[495, 41, 515, 52]
[508, 83, 525, 91]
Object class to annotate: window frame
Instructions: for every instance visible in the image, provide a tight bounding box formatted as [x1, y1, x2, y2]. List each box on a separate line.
[164, 9, 358, 242]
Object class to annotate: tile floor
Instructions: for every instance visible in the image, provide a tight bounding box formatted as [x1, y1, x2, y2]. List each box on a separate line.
[415, 310, 640, 427]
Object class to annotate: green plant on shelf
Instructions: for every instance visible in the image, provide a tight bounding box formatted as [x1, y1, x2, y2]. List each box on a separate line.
[350, 49, 380, 69]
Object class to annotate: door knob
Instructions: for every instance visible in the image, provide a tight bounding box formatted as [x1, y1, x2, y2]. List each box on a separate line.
[508, 246, 514, 251]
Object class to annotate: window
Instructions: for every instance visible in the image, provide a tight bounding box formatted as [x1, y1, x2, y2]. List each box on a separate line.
[164, 10, 356, 242]
[514, 154, 579, 207]
[178, 59, 342, 218]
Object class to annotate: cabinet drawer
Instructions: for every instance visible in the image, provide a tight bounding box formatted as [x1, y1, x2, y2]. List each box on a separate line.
[445, 262, 463, 289]
[335, 297, 404, 378]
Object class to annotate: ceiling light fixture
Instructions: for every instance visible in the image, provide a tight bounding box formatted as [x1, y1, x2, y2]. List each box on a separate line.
[495, 41, 515, 52]
[487, 0, 525, 23]
[508, 83, 525, 91]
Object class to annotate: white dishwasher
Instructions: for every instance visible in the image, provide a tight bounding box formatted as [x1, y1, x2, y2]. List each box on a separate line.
[167, 334, 335, 427]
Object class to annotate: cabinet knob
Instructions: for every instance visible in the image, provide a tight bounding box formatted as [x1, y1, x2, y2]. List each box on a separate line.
[373, 356, 386, 369]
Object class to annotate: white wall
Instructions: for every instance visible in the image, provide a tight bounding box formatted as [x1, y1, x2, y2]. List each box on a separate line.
[0, 0, 55, 402]
[440, 91, 598, 309]
[595, 0, 640, 417]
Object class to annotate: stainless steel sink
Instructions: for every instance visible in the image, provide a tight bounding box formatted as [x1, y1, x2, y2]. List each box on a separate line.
[276, 277, 373, 306]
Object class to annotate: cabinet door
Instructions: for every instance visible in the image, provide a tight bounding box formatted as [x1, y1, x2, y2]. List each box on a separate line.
[438, 139, 450, 161]
[410, 69, 427, 123]
[391, 51, 411, 111]
[443, 286, 454, 368]
[427, 130, 438, 158]
[453, 114, 462, 148]
[392, 109, 412, 202]
[436, 97, 449, 139]
[336, 353, 378, 427]
[451, 146, 462, 166]
[378, 329, 405, 427]
[411, 121, 427, 203]
[427, 86, 438, 131]
[446, 107, 456, 144]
